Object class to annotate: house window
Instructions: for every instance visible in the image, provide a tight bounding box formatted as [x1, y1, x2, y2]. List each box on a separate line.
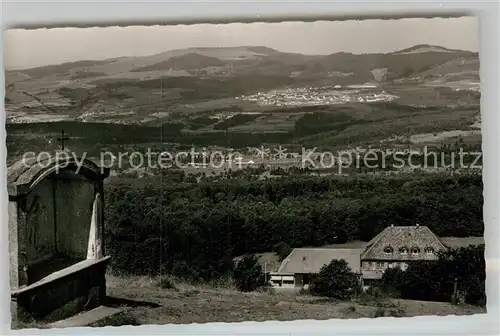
[411, 247, 421, 255]
[376, 262, 385, 268]
[383, 246, 393, 254]
[425, 247, 435, 255]
[399, 246, 408, 255]
[364, 261, 375, 269]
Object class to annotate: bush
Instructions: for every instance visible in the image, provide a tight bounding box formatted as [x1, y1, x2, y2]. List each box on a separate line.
[310, 259, 362, 300]
[233, 254, 264, 292]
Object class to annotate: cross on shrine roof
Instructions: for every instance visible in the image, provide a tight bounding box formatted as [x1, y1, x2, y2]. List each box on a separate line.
[57, 129, 69, 151]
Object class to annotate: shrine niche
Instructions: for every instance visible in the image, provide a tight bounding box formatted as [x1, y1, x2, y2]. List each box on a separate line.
[8, 154, 110, 323]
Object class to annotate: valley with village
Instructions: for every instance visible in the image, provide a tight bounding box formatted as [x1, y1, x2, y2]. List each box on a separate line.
[5, 32, 486, 328]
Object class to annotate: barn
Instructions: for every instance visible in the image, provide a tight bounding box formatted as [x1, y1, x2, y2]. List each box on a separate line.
[269, 248, 363, 290]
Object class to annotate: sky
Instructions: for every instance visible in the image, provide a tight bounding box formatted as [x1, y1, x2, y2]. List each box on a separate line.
[3, 16, 479, 70]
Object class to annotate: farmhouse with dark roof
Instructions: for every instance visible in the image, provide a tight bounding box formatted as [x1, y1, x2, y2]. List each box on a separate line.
[360, 224, 448, 285]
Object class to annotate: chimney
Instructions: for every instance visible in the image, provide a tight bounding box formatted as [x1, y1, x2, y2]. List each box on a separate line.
[416, 223, 420, 228]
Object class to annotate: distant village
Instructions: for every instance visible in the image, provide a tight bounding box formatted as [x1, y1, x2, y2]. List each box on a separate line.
[111, 143, 481, 179]
[237, 85, 399, 107]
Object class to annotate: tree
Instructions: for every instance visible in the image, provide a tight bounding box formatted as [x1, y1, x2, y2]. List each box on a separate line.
[310, 259, 361, 300]
[398, 261, 446, 302]
[233, 254, 264, 292]
[378, 245, 486, 306]
[437, 244, 486, 306]
[273, 241, 292, 261]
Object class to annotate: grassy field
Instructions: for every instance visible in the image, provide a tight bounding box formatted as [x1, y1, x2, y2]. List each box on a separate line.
[230, 113, 302, 132]
[99, 274, 485, 326]
[440, 236, 485, 248]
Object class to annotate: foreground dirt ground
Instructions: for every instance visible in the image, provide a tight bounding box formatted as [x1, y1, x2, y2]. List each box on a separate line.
[104, 275, 486, 326]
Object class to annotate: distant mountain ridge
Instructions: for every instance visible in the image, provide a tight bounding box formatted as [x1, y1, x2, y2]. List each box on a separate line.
[7, 44, 475, 73]
[391, 44, 476, 55]
[131, 53, 226, 72]
[5, 44, 479, 120]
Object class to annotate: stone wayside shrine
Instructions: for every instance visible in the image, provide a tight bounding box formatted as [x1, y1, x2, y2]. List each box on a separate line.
[8, 153, 111, 323]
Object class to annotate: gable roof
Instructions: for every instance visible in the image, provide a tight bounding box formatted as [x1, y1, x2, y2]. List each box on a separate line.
[277, 248, 363, 274]
[360, 225, 448, 261]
